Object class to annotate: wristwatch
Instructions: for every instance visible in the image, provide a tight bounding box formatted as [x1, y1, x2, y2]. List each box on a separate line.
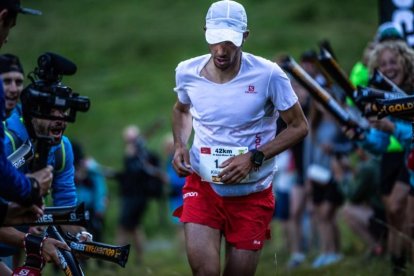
[250, 149, 265, 167]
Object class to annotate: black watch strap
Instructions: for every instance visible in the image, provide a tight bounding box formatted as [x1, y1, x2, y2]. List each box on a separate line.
[250, 149, 265, 167]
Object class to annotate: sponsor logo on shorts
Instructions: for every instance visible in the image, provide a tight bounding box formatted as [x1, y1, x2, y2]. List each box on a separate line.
[183, 192, 198, 199]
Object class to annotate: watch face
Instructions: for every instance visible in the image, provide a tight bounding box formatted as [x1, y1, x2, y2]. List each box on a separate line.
[252, 150, 265, 166]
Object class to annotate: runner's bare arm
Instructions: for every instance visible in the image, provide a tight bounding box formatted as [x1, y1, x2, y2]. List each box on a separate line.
[172, 100, 193, 176]
[259, 102, 308, 159]
[219, 102, 308, 183]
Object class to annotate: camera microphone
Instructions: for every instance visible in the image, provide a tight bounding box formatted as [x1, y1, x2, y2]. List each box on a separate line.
[38, 52, 77, 77]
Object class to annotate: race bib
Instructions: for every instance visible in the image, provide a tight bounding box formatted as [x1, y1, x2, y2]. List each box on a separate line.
[199, 146, 249, 184]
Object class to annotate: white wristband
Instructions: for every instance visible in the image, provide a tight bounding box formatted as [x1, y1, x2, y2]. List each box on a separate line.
[76, 231, 93, 241]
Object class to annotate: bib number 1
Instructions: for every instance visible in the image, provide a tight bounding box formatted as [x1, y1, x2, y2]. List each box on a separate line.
[199, 146, 249, 184]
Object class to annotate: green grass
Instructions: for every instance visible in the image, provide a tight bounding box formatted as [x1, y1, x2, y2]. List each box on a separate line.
[5, 0, 398, 275]
[41, 216, 414, 275]
[8, 0, 378, 167]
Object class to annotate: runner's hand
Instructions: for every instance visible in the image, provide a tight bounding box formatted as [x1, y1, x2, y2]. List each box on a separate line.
[218, 153, 252, 184]
[172, 147, 192, 177]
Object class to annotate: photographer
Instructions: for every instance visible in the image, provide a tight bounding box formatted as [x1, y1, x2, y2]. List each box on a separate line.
[0, 2, 77, 274]
[1, 52, 93, 271]
[0, 0, 53, 222]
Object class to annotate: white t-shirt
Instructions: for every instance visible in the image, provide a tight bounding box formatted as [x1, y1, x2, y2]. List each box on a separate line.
[174, 52, 298, 196]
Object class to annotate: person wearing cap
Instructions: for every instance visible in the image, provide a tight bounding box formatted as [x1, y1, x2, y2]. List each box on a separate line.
[348, 39, 414, 274]
[0, 53, 24, 118]
[349, 21, 405, 89]
[0, 0, 53, 215]
[0, 2, 74, 275]
[0, 66, 95, 272]
[171, 1, 308, 275]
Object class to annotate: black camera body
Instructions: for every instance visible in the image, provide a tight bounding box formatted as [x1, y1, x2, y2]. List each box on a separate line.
[21, 52, 90, 124]
[19, 52, 91, 171]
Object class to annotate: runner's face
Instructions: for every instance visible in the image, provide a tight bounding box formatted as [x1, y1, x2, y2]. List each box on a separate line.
[2, 71, 24, 114]
[378, 48, 404, 86]
[208, 41, 241, 71]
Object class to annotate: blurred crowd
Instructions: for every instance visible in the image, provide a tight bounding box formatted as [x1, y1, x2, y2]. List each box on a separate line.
[272, 21, 414, 275]
[29, 20, 414, 275]
[68, 122, 186, 267]
[3, 1, 414, 275]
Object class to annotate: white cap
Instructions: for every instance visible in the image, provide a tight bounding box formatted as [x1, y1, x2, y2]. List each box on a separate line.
[205, 0, 247, 47]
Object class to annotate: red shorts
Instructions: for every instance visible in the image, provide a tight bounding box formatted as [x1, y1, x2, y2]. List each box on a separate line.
[173, 173, 275, 250]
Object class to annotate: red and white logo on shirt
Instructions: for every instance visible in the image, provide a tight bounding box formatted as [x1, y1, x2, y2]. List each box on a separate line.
[245, 85, 257, 94]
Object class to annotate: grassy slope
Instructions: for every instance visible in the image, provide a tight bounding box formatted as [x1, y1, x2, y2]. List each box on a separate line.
[8, 0, 377, 167]
[8, 0, 399, 275]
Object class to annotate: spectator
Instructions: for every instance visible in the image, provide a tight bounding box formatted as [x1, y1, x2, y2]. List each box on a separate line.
[163, 133, 185, 247]
[272, 149, 296, 253]
[0, 0, 53, 221]
[354, 39, 414, 274]
[115, 125, 165, 264]
[3, 55, 93, 272]
[349, 21, 404, 88]
[0, 53, 24, 118]
[281, 54, 313, 269]
[304, 102, 351, 268]
[0, 2, 67, 274]
[332, 148, 386, 257]
[72, 140, 108, 244]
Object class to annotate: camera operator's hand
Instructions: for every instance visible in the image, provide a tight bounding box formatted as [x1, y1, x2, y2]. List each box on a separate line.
[26, 165, 53, 196]
[342, 126, 365, 141]
[29, 226, 46, 235]
[363, 102, 379, 117]
[369, 118, 395, 134]
[42, 237, 71, 265]
[2, 202, 43, 226]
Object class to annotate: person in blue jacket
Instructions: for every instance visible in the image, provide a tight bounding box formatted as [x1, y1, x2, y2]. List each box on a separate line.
[1, 60, 93, 271]
[5, 110, 77, 207]
[2, 107, 90, 268]
[0, 1, 78, 274]
[0, 0, 53, 221]
[72, 140, 108, 244]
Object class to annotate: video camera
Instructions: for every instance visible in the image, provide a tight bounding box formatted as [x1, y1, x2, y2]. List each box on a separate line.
[19, 52, 91, 171]
[21, 52, 90, 124]
[353, 86, 414, 120]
